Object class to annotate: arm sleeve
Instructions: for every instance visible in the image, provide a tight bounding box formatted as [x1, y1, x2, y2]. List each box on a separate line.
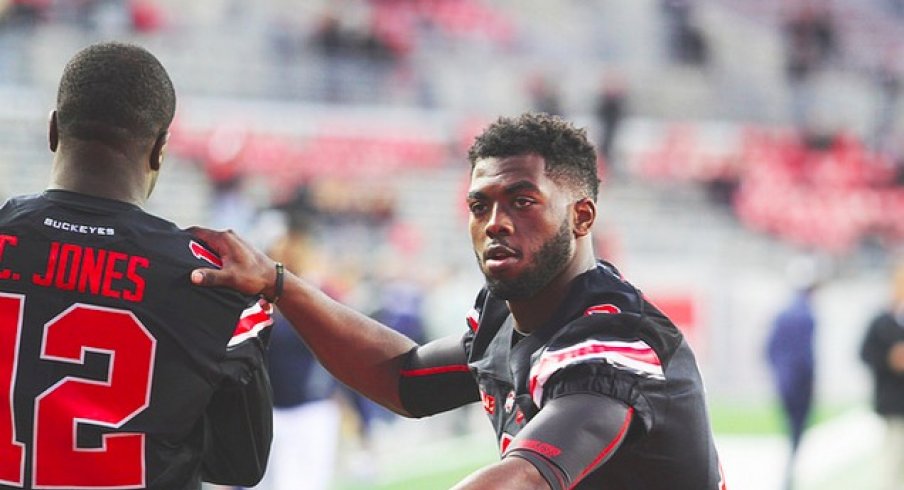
[398, 334, 480, 417]
[201, 304, 274, 486]
[504, 393, 634, 490]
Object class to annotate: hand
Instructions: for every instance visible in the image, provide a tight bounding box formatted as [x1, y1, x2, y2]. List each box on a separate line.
[187, 227, 278, 299]
[889, 342, 904, 374]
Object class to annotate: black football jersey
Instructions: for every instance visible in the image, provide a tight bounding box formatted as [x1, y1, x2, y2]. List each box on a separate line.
[464, 262, 725, 489]
[398, 262, 727, 488]
[0, 190, 272, 490]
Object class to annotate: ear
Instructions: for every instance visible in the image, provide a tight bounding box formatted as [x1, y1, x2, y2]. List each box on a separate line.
[150, 131, 169, 171]
[48, 110, 59, 153]
[572, 198, 596, 237]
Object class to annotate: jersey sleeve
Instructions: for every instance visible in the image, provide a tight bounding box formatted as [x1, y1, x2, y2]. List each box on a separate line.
[398, 334, 480, 417]
[201, 300, 274, 486]
[504, 393, 635, 490]
[528, 312, 679, 433]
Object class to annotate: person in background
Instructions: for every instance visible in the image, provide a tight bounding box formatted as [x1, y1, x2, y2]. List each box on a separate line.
[525, 73, 562, 117]
[246, 216, 340, 490]
[594, 70, 628, 177]
[189, 112, 726, 490]
[766, 257, 822, 490]
[860, 262, 904, 490]
[0, 41, 272, 490]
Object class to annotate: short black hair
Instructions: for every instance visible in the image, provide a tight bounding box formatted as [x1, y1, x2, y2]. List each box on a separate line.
[56, 42, 176, 143]
[467, 112, 600, 201]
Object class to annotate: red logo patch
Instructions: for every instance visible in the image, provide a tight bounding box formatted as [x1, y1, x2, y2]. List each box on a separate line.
[189, 240, 223, 268]
[500, 433, 514, 454]
[466, 308, 480, 332]
[515, 409, 525, 425]
[584, 304, 621, 316]
[481, 391, 496, 415]
[512, 439, 562, 458]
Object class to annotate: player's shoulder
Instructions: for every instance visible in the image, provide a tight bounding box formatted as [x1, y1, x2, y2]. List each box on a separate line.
[591, 263, 680, 336]
[140, 225, 249, 298]
[0, 193, 46, 222]
[539, 262, 686, 371]
[146, 223, 225, 270]
[550, 309, 683, 360]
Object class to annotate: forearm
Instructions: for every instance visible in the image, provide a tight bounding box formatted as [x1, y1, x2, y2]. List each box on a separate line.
[451, 457, 549, 490]
[275, 271, 418, 414]
[186, 227, 419, 414]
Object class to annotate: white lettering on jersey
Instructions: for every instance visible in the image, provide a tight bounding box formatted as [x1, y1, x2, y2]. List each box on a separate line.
[43, 218, 115, 236]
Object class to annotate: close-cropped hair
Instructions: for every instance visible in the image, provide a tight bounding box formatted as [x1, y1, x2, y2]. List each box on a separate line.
[56, 42, 176, 143]
[467, 112, 601, 201]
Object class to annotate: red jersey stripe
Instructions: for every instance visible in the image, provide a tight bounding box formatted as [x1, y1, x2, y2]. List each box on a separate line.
[400, 364, 470, 377]
[466, 308, 480, 332]
[572, 406, 634, 487]
[228, 301, 273, 347]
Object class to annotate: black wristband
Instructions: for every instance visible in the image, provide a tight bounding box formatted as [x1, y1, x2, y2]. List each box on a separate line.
[264, 262, 284, 304]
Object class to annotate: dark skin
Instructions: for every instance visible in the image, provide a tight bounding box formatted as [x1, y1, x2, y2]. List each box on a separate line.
[46, 110, 168, 204]
[467, 154, 597, 333]
[189, 153, 600, 489]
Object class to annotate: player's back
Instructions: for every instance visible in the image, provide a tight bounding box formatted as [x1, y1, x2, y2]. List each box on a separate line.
[0, 190, 271, 490]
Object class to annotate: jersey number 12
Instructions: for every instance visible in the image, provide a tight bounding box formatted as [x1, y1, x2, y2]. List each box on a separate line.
[0, 293, 155, 488]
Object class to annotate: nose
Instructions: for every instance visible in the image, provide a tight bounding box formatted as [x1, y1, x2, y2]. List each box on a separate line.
[485, 203, 513, 238]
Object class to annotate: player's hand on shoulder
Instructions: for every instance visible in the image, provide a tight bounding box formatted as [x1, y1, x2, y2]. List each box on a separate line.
[187, 226, 276, 298]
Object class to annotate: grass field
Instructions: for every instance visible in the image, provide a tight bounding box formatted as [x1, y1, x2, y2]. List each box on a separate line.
[707, 399, 857, 435]
[330, 400, 878, 490]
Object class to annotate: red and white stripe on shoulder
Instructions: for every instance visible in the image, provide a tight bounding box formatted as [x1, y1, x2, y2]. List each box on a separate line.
[466, 307, 480, 332]
[189, 240, 223, 268]
[584, 303, 621, 316]
[528, 338, 664, 407]
[228, 300, 273, 347]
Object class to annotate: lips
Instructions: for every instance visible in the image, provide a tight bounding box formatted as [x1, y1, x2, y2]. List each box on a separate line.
[483, 243, 520, 273]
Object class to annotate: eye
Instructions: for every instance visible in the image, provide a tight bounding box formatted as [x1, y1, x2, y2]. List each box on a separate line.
[468, 200, 488, 215]
[513, 197, 536, 209]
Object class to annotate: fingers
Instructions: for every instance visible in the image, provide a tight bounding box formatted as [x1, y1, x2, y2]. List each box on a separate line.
[186, 227, 270, 296]
[186, 226, 215, 243]
[186, 226, 234, 256]
[187, 227, 231, 289]
[190, 269, 210, 286]
[190, 267, 230, 288]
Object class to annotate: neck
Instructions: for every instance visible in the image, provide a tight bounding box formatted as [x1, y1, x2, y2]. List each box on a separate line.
[49, 142, 148, 206]
[507, 239, 597, 333]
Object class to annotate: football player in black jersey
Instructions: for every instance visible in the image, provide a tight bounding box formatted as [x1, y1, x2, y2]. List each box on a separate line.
[0, 42, 273, 490]
[191, 113, 727, 489]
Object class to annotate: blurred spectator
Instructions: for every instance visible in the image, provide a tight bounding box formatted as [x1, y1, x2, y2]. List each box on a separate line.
[0, 0, 45, 27]
[310, 8, 398, 103]
[782, 1, 838, 131]
[871, 47, 901, 156]
[766, 257, 822, 490]
[860, 263, 904, 490]
[660, 0, 692, 61]
[660, 0, 709, 66]
[525, 72, 562, 116]
[202, 123, 257, 234]
[246, 202, 341, 490]
[312, 11, 347, 57]
[594, 70, 629, 176]
[339, 271, 429, 479]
